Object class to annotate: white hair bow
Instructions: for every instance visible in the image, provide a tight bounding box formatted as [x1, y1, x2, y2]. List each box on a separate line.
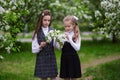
[73, 16, 79, 21]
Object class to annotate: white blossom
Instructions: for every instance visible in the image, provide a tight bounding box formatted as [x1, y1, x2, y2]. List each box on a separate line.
[95, 10, 102, 18]
[5, 46, 11, 53]
[118, 2, 120, 7]
[0, 0, 6, 5]
[46, 29, 65, 48]
[5, 10, 10, 13]
[46, 36, 52, 43]
[5, 25, 10, 30]
[3, 38, 7, 42]
[82, 0, 90, 4]
[0, 55, 4, 60]
[117, 21, 120, 25]
[12, 6, 16, 10]
[97, 0, 120, 39]
[57, 34, 66, 43]
[0, 6, 5, 14]
[113, 0, 119, 3]
[101, 1, 108, 8]
[10, 0, 18, 6]
[105, 12, 116, 19]
[83, 14, 92, 20]
[10, 43, 13, 47]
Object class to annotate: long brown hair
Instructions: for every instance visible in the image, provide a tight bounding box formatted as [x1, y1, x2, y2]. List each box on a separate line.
[63, 15, 80, 42]
[32, 10, 52, 39]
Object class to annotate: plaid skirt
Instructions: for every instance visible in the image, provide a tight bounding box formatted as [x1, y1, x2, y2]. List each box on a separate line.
[34, 52, 58, 78]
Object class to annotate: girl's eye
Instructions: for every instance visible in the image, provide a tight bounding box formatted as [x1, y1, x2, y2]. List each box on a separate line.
[65, 25, 69, 27]
[44, 19, 50, 22]
[43, 19, 46, 21]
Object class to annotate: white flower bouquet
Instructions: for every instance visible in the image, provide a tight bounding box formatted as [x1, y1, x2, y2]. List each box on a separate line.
[46, 29, 65, 48]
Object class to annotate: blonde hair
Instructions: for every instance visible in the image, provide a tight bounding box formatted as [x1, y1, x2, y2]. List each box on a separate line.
[63, 15, 80, 42]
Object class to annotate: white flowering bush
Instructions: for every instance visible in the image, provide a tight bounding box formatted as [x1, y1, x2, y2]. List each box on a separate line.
[0, 0, 29, 53]
[0, 55, 4, 60]
[94, 0, 120, 42]
[46, 29, 65, 48]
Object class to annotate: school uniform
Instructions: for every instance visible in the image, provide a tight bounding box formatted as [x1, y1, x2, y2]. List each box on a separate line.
[32, 27, 58, 78]
[60, 31, 82, 78]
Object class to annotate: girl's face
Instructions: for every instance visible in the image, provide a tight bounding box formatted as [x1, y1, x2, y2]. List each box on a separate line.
[63, 20, 74, 32]
[42, 15, 51, 28]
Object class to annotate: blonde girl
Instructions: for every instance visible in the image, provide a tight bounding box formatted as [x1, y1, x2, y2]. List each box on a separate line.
[60, 15, 82, 80]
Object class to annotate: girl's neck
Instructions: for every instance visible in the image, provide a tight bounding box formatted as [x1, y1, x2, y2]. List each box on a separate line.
[66, 31, 74, 34]
[42, 26, 48, 29]
[42, 26, 48, 27]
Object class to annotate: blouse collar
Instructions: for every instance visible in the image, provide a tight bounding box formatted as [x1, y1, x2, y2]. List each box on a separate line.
[66, 31, 74, 36]
[42, 27, 49, 31]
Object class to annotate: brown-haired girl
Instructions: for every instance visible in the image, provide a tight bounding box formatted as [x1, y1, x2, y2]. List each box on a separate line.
[32, 10, 58, 80]
[60, 15, 82, 80]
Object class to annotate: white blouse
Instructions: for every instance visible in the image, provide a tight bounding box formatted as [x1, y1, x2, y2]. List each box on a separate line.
[66, 31, 81, 51]
[54, 31, 81, 51]
[32, 34, 41, 53]
[32, 27, 49, 53]
[42, 27, 49, 36]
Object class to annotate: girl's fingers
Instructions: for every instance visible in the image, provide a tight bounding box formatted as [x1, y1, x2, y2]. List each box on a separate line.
[65, 34, 69, 40]
[40, 42, 46, 47]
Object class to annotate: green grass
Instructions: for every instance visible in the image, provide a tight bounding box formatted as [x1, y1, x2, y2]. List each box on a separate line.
[80, 40, 120, 63]
[0, 41, 120, 80]
[83, 59, 120, 80]
[0, 52, 38, 80]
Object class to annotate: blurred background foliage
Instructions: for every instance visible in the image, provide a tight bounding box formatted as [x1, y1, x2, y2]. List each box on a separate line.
[0, 0, 120, 53]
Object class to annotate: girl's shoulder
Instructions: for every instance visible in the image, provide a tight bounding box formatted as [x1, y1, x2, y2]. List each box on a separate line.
[49, 27, 54, 30]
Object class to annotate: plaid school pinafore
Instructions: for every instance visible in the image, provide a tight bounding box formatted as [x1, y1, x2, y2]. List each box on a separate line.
[34, 27, 58, 78]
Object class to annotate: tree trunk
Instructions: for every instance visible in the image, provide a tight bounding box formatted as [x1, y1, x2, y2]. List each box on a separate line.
[24, 23, 28, 36]
[112, 33, 117, 43]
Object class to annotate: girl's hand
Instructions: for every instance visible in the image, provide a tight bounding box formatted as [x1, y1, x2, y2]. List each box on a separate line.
[39, 41, 46, 48]
[65, 33, 69, 40]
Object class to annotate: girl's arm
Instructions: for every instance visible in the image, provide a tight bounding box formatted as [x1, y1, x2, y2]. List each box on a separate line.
[32, 35, 41, 53]
[68, 35, 81, 51]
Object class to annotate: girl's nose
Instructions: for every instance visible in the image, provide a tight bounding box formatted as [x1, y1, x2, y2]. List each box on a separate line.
[46, 21, 49, 24]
